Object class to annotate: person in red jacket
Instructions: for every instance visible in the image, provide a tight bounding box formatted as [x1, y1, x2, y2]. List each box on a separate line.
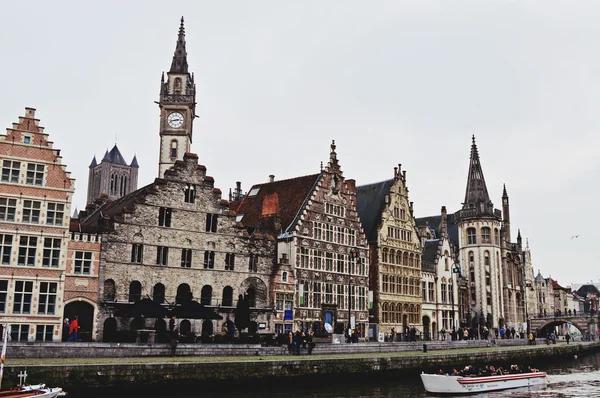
[67, 316, 80, 342]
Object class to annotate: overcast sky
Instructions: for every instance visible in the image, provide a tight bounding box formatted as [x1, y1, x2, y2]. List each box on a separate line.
[1, 1, 598, 286]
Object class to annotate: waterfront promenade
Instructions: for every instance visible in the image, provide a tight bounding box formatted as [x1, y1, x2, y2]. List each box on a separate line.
[3, 340, 598, 390]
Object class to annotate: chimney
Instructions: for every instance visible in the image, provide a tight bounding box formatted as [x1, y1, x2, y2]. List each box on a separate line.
[394, 167, 398, 178]
[441, 206, 448, 237]
[235, 181, 242, 200]
[269, 175, 275, 183]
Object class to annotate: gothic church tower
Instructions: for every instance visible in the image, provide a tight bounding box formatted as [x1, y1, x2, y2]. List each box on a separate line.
[158, 17, 196, 177]
[455, 136, 504, 328]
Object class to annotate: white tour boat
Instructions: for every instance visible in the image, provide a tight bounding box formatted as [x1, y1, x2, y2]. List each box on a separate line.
[420, 371, 548, 394]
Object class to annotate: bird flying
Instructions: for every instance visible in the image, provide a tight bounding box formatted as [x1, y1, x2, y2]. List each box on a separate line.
[571, 235, 580, 239]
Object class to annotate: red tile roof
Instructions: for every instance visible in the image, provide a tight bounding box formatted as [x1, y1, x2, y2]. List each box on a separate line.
[236, 173, 321, 234]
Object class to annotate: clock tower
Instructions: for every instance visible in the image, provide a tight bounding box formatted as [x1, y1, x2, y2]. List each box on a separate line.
[158, 17, 196, 177]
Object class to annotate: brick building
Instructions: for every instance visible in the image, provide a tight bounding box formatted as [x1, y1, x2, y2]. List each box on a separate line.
[237, 141, 370, 337]
[0, 108, 75, 341]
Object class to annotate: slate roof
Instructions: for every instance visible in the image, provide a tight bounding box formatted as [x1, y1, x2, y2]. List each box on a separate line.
[355, 179, 394, 243]
[89, 156, 97, 168]
[422, 239, 440, 265]
[130, 155, 139, 168]
[415, 213, 459, 246]
[235, 174, 322, 235]
[102, 145, 129, 166]
[576, 284, 600, 298]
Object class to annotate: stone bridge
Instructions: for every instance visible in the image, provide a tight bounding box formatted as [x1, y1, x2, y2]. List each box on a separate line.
[530, 314, 599, 340]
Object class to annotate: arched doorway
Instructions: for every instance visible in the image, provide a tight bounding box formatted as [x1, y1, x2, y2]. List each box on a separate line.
[103, 318, 117, 342]
[64, 301, 95, 342]
[129, 281, 142, 302]
[201, 285, 213, 305]
[222, 286, 233, 306]
[202, 320, 213, 336]
[422, 316, 431, 341]
[153, 283, 165, 303]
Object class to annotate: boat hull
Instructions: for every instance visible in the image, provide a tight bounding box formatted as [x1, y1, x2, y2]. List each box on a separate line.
[0, 384, 63, 398]
[420, 372, 548, 394]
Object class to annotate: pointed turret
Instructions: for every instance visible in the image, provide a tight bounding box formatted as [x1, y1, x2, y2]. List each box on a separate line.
[102, 149, 110, 162]
[463, 135, 491, 210]
[170, 17, 188, 74]
[502, 183, 511, 242]
[131, 155, 139, 168]
[89, 156, 97, 168]
[72, 207, 79, 219]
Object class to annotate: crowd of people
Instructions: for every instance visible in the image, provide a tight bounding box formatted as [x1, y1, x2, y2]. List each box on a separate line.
[438, 364, 540, 377]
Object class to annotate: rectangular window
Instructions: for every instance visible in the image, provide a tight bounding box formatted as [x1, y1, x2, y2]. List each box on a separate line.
[156, 246, 169, 265]
[325, 224, 333, 242]
[325, 252, 333, 271]
[336, 227, 344, 244]
[382, 275, 388, 293]
[225, 253, 235, 270]
[337, 284, 344, 309]
[10, 324, 29, 342]
[482, 228, 491, 244]
[336, 254, 344, 273]
[467, 228, 477, 245]
[74, 251, 92, 274]
[131, 244, 143, 263]
[0, 234, 12, 265]
[38, 282, 57, 314]
[313, 282, 322, 308]
[313, 222, 322, 240]
[158, 207, 172, 227]
[441, 284, 447, 303]
[248, 253, 258, 272]
[313, 250, 322, 270]
[13, 280, 33, 314]
[205, 213, 218, 233]
[0, 280, 7, 313]
[22, 200, 41, 223]
[26, 163, 44, 186]
[325, 283, 333, 304]
[422, 281, 426, 301]
[0, 198, 17, 221]
[203, 251, 215, 269]
[46, 203, 64, 225]
[299, 247, 309, 268]
[35, 325, 54, 342]
[181, 248, 192, 268]
[1, 160, 20, 183]
[299, 280, 309, 307]
[18, 236, 37, 266]
[184, 184, 196, 203]
[42, 238, 61, 268]
[428, 282, 434, 303]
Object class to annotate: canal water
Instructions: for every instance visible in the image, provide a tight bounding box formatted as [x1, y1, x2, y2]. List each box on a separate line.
[71, 351, 600, 397]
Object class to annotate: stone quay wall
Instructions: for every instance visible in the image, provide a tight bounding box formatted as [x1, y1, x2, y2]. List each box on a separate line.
[4, 342, 598, 389]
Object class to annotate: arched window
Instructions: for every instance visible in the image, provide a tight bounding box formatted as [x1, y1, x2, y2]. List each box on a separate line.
[170, 140, 178, 160]
[382, 302, 388, 323]
[103, 279, 116, 301]
[481, 227, 491, 243]
[444, 251, 449, 271]
[441, 278, 447, 303]
[200, 285, 212, 305]
[469, 251, 475, 266]
[382, 248, 388, 263]
[389, 249, 395, 264]
[467, 227, 477, 244]
[390, 276, 395, 294]
[396, 251, 402, 265]
[403, 252, 408, 266]
[128, 280, 142, 303]
[222, 286, 233, 306]
[152, 283, 165, 303]
[494, 228, 500, 245]
[174, 77, 182, 90]
[110, 173, 118, 196]
[282, 271, 288, 283]
[176, 283, 192, 304]
[484, 251, 490, 266]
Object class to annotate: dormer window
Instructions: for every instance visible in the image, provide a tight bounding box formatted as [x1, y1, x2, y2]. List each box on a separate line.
[282, 271, 288, 283]
[23, 136, 31, 144]
[184, 184, 196, 203]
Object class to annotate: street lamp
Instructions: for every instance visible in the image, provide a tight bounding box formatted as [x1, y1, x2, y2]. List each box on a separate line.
[349, 248, 359, 342]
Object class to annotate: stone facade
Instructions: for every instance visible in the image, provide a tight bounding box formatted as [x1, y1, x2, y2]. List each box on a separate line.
[0, 108, 75, 341]
[94, 153, 275, 340]
[419, 207, 460, 339]
[86, 145, 138, 203]
[356, 165, 422, 338]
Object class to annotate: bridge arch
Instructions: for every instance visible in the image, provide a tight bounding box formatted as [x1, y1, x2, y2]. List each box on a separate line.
[535, 319, 586, 338]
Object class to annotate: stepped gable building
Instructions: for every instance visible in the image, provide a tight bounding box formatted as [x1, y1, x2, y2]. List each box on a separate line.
[418, 206, 460, 340]
[87, 152, 275, 341]
[86, 145, 139, 203]
[236, 141, 370, 337]
[0, 108, 75, 341]
[157, 17, 196, 178]
[356, 165, 423, 339]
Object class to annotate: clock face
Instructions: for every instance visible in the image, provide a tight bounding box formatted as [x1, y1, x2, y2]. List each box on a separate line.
[168, 112, 185, 128]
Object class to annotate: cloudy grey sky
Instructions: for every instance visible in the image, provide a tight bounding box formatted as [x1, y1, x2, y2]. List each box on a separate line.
[1, 1, 598, 286]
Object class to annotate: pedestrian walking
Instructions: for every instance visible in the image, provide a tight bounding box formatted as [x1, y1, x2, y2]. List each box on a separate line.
[67, 316, 80, 342]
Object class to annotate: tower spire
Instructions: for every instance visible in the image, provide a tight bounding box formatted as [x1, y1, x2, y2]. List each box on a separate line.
[463, 135, 491, 210]
[170, 16, 188, 73]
